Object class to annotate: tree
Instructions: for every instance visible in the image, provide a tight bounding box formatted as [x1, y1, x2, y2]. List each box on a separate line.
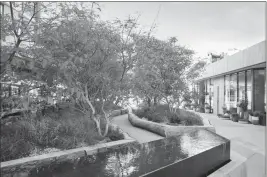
[186, 60, 207, 82]
[1, 2, 65, 113]
[32, 4, 123, 137]
[132, 35, 194, 111]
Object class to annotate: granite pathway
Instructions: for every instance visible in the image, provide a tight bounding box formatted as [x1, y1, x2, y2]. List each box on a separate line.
[112, 114, 164, 143]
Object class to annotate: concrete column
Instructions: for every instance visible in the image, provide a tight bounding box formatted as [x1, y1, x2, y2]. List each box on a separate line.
[251, 70, 254, 111]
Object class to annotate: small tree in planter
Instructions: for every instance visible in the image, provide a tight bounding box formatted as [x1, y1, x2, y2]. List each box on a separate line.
[237, 99, 248, 120]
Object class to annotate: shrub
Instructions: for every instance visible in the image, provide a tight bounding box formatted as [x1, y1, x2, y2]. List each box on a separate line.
[253, 111, 262, 117]
[134, 104, 203, 126]
[175, 109, 203, 126]
[107, 128, 124, 141]
[1, 106, 122, 162]
[133, 105, 167, 123]
[168, 112, 181, 124]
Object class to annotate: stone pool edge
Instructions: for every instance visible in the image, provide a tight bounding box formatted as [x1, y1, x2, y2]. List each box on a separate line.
[1, 109, 136, 176]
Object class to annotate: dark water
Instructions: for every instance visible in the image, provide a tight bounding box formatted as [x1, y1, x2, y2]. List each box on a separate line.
[29, 129, 229, 177]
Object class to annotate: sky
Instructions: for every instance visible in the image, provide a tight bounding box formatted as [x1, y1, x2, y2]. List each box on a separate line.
[98, 2, 265, 58]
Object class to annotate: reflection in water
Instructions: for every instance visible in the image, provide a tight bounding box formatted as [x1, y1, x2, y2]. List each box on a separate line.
[105, 147, 140, 177]
[29, 129, 229, 177]
[180, 130, 224, 157]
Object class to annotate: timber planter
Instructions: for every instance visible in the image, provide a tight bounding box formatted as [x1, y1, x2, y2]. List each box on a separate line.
[251, 116, 259, 125]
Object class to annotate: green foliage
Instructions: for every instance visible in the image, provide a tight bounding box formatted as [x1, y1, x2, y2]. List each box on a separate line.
[237, 100, 248, 111]
[2, 1, 196, 143]
[134, 104, 203, 126]
[173, 109, 203, 125]
[132, 35, 194, 107]
[0, 106, 123, 162]
[186, 60, 207, 81]
[253, 111, 262, 117]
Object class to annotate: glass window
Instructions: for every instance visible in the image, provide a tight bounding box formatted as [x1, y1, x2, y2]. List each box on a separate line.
[210, 79, 214, 110]
[254, 69, 265, 112]
[225, 75, 230, 109]
[238, 71, 246, 102]
[247, 70, 252, 110]
[230, 74, 237, 108]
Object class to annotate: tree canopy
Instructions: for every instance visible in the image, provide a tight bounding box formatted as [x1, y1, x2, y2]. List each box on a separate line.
[1, 2, 203, 136]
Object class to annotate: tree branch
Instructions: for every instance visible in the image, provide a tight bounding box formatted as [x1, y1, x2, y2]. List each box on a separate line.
[10, 2, 19, 38]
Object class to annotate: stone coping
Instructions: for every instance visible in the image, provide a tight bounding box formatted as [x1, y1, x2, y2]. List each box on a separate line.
[1, 139, 136, 169]
[1, 109, 135, 175]
[128, 108, 215, 138]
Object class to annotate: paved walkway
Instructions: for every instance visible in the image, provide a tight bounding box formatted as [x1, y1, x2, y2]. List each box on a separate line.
[112, 114, 164, 143]
[199, 113, 266, 153]
[201, 113, 266, 177]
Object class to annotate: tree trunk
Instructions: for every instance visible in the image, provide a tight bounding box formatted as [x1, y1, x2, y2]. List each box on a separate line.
[93, 117, 103, 137]
[8, 84, 12, 97]
[147, 97, 151, 107]
[153, 96, 158, 106]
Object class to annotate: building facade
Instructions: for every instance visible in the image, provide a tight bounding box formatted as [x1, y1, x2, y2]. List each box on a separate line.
[195, 41, 266, 115]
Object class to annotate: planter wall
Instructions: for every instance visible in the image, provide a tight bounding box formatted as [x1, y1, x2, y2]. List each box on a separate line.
[128, 112, 166, 137]
[128, 109, 215, 138]
[1, 138, 137, 177]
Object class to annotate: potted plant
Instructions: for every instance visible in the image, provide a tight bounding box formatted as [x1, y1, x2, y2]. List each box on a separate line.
[222, 105, 227, 114]
[237, 100, 248, 120]
[251, 111, 260, 125]
[229, 107, 238, 121]
[231, 113, 239, 122]
[195, 105, 201, 112]
[223, 110, 230, 118]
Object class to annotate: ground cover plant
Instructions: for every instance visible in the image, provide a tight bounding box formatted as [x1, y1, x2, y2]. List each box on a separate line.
[1, 103, 124, 162]
[133, 104, 203, 126]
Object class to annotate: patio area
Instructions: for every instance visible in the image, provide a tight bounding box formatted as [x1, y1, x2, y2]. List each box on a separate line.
[198, 112, 265, 153]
